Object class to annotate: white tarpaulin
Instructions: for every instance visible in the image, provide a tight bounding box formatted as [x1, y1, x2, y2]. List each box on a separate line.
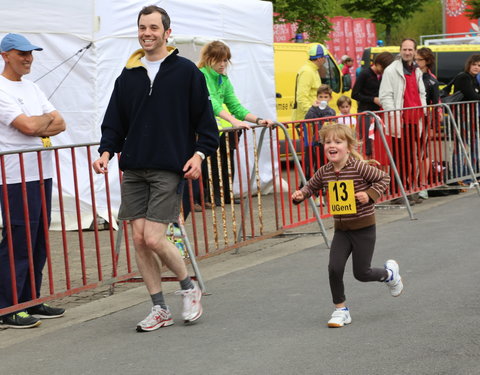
[0, 0, 276, 229]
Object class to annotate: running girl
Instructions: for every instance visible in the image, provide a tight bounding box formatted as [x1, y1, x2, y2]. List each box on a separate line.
[291, 123, 403, 328]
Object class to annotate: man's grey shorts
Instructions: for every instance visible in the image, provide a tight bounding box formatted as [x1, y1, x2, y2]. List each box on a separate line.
[118, 169, 184, 223]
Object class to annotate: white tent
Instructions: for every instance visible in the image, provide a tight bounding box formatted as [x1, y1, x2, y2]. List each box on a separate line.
[0, 0, 276, 229]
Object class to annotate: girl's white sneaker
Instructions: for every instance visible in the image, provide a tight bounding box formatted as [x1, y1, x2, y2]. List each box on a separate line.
[327, 308, 352, 328]
[385, 259, 403, 297]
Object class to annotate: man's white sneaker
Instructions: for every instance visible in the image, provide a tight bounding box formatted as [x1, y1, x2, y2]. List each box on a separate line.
[136, 305, 174, 332]
[175, 282, 203, 324]
[327, 308, 352, 328]
[384, 259, 403, 297]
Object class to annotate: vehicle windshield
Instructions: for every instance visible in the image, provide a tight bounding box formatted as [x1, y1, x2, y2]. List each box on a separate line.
[321, 57, 341, 93]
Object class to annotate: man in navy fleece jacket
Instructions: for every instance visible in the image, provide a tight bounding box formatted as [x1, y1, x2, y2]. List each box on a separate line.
[93, 5, 218, 332]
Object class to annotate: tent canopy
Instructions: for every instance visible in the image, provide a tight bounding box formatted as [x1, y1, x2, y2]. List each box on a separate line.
[0, 0, 276, 229]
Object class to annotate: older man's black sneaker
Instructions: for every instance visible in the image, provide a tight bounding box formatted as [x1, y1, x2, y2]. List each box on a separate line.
[27, 303, 65, 319]
[1, 312, 41, 329]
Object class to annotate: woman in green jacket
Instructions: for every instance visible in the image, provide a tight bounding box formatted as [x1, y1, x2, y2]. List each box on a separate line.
[198, 40, 273, 205]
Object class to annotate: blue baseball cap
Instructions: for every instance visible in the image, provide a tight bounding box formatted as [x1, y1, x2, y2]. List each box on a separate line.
[308, 44, 326, 60]
[1, 33, 43, 52]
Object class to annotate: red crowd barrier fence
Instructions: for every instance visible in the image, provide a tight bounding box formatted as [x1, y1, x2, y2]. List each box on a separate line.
[1, 102, 479, 316]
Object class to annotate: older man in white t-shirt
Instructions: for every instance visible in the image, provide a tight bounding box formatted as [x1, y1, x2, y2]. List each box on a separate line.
[0, 33, 66, 329]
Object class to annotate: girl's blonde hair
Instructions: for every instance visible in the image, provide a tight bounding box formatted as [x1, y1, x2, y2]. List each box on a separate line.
[198, 41, 231, 69]
[319, 123, 363, 161]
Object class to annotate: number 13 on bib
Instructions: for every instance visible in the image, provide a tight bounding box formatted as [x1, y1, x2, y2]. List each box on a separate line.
[328, 180, 357, 215]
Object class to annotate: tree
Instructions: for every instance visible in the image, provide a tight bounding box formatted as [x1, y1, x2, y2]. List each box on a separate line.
[465, 0, 480, 19]
[271, 0, 334, 42]
[342, 0, 425, 44]
[388, 0, 442, 45]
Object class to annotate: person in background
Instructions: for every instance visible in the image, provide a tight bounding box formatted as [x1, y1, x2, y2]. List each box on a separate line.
[339, 55, 346, 70]
[0, 33, 66, 329]
[355, 63, 363, 79]
[452, 54, 480, 181]
[453, 54, 480, 101]
[305, 84, 336, 121]
[379, 39, 427, 205]
[414, 47, 440, 200]
[415, 47, 440, 105]
[353, 52, 394, 112]
[93, 5, 219, 332]
[292, 44, 327, 121]
[352, 52, 394, 156]
[304, 84, 336, 174]
[197, 40, 274, 205]
[336, 95, 357, 131]
[341, 56, 354, 77]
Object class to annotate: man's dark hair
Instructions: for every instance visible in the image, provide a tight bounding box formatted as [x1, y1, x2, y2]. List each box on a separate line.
[400, 38, 417, 50]
[373, 52, 394, 69]
[137, 5, 170, 30]
[464, 54, 480, 72]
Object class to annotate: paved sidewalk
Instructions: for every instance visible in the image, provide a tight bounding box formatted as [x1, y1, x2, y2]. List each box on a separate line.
[1, 192, 479, 375]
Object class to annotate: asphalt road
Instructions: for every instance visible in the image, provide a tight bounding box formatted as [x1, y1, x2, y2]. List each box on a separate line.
[1, 193, 479, 375]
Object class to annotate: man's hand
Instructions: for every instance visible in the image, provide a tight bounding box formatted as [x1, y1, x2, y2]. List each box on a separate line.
[11, 110, 66, 137]
[11, 113, 53, 136]
[93, 152, 110, 174]
[183, 153, 203, 180]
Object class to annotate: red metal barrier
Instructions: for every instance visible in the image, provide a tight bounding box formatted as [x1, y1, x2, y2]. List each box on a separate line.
[0, 103, 477, 316]
[0, 145, 137, 316]
[275, 106, 453, 221]
[442, 101, 480, 183]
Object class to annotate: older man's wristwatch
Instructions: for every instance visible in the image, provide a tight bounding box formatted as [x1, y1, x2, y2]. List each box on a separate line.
[195, 151, 206, 160]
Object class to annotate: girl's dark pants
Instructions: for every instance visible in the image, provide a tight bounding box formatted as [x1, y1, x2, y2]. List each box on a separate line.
[328, 224, 388, 304]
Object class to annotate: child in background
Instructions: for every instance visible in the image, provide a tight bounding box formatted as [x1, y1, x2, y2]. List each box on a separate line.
[291, 123, 403, 328]
[302, 84, 336, 183]
[305, 84, 336, 121]
[336, 95, 357, 131]
[341, 56, 354, 76]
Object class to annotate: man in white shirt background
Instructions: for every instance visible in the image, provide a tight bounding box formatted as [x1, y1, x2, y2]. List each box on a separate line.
[0, 33, 66, 329]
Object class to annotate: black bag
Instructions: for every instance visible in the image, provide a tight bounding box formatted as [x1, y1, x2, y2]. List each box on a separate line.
[442, 90, 464, 103]
[440, 73, 464, 103]
[439, 75, 456, 98]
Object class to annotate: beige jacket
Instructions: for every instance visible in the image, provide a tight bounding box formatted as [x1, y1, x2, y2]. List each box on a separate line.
[379, 59, 426, 137]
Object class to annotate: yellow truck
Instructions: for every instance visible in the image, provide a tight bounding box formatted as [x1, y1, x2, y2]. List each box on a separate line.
[274, 42, 354, 154]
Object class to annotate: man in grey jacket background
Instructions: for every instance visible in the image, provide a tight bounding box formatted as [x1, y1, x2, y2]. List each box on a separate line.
[379, 38, 427, 204]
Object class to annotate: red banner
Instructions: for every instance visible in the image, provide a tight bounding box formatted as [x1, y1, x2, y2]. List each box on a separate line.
[273, 23, 295, 43]
[445, 0, 480, 35]
[353, 19, 367, 68]
[328, 16, 346, 63]
[365, 19, 377, 48]
[273, 16, 377, 83]
[343, 17, 355, 62]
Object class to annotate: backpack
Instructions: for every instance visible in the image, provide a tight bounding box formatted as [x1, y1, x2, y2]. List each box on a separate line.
[441, 90, 464, 103]
[440, 74, 464, 103]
